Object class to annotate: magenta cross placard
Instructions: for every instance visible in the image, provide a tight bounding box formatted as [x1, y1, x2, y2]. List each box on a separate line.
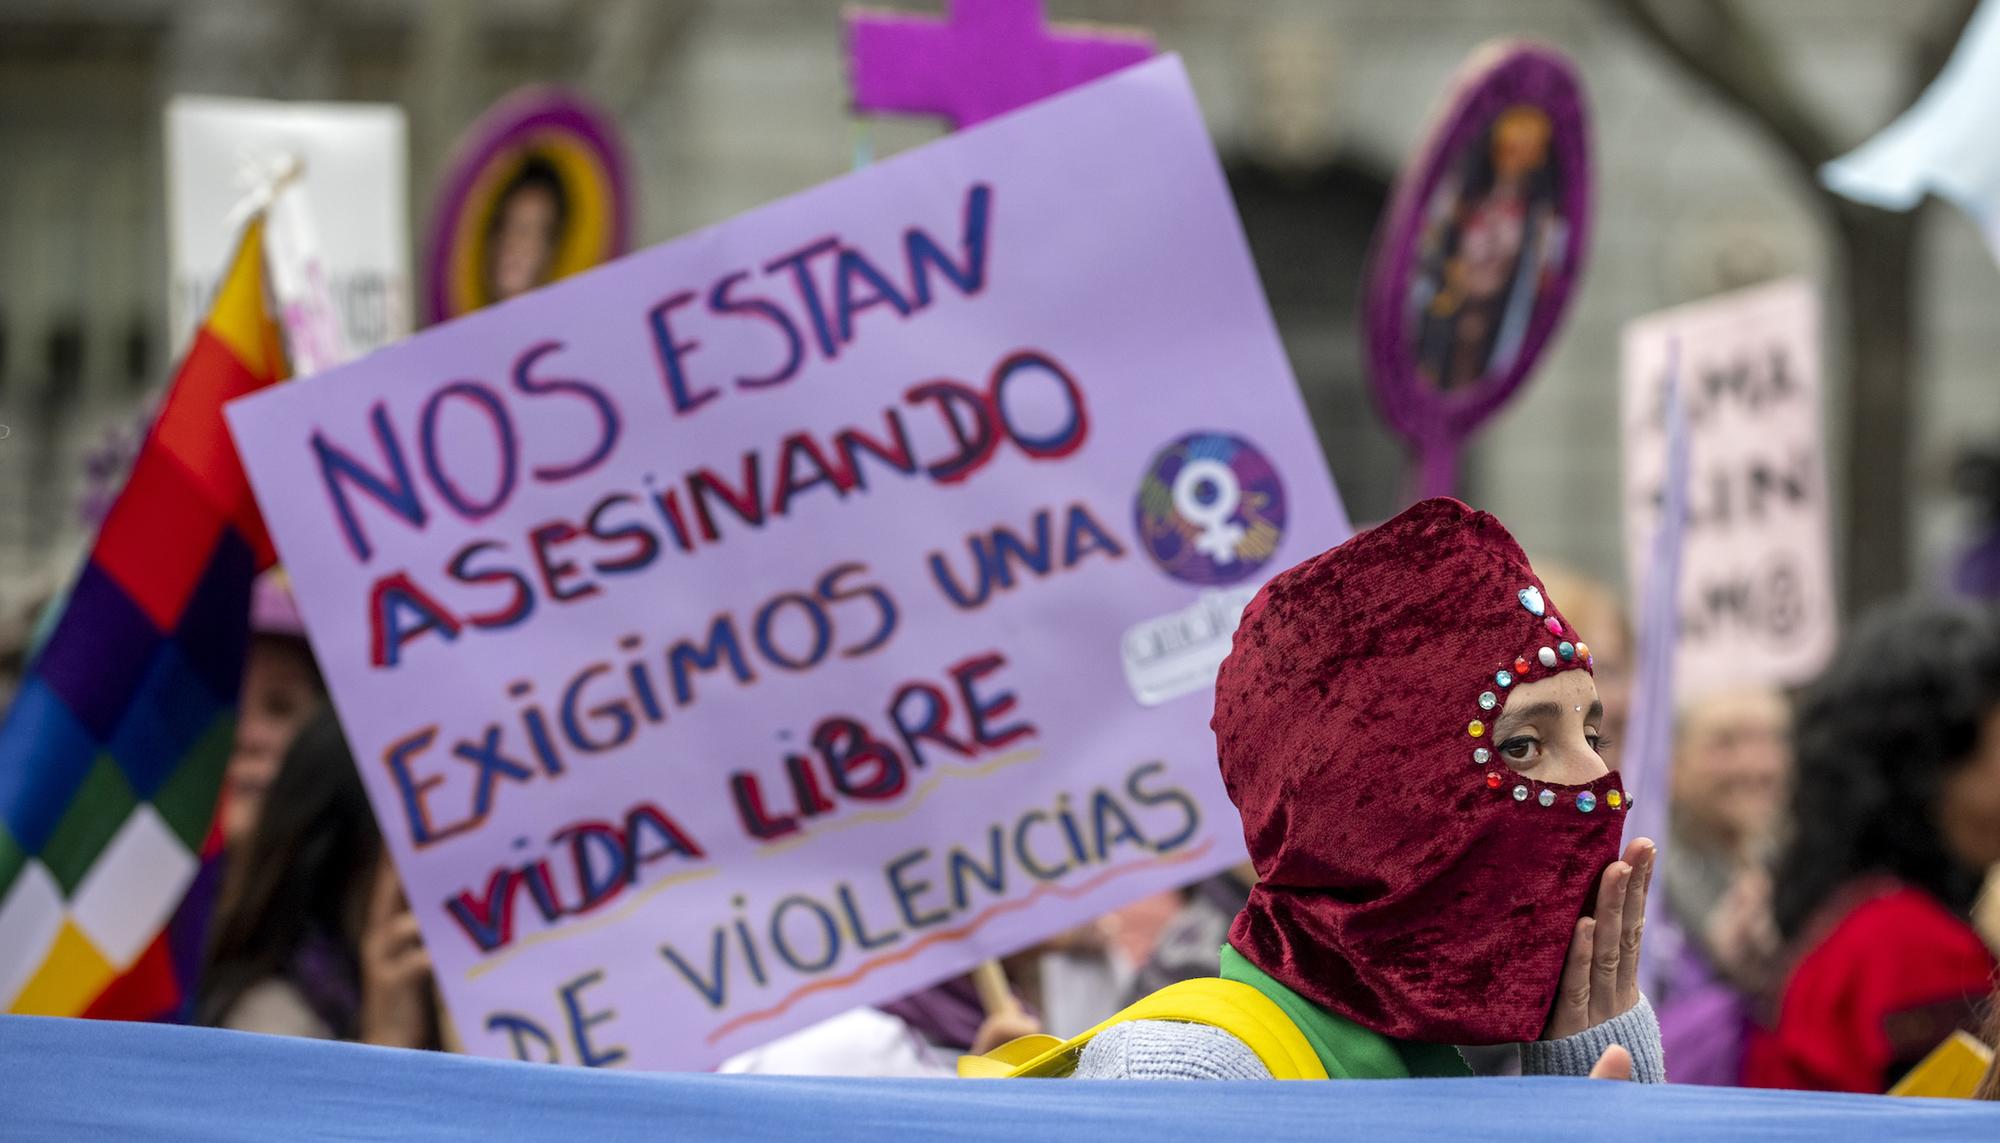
[846, 0, 1154, 129]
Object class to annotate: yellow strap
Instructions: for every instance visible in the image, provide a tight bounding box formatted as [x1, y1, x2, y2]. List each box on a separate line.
[957, 978, 1328, 1080]
[1886, 1031, 1993, 1099]
[956, 1035, 1067, 1078]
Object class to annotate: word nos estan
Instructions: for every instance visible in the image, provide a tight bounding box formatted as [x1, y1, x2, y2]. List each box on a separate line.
[295, 181, 1100, 670]
[317, 179, 995, 566]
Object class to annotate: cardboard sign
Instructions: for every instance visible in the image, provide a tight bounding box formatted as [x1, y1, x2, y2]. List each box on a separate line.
[264, 177, 351, 377]
[1887, 1031, 1995, 1099]
[1620, 278, 1836, 699]
[166, 96, 410, 359]
[227, 57, 1349, 1072]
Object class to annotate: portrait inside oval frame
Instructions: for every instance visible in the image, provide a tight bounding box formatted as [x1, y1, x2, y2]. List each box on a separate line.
[1361, 43, 1592, 496]
[426, 88, 633, 325]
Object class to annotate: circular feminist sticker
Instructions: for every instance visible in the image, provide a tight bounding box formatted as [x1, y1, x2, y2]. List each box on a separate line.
[424, 87, 633, 325]
[1362, 42, 1591, 498]
[1134, 431, 1288, 588]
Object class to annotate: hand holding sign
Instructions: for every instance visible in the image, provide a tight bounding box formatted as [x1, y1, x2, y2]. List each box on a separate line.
[358, 859, 437, 1050]
[968, 960, 1042, 1055]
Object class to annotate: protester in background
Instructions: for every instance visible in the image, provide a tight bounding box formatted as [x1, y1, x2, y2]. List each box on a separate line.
[221, 571, 323, 851]
[1744, 600, 2000, 1093]
[198, 706, 439, 1050]
[1655, 688, 1790, 1085]
[1101, 891, 1184, 978]
[1949, 446, 2000, 962]
[1953, 441, 2000, 599]
[1666, 690, 1789, 953]
[482, 155, 568, 305]
[1000, 922, 1131, 1038]
[1979, 870, 2000, 956]
[3, 569, 318, 791]
[0, 583, 51, 714]
[880, 973, 1042, 1059]
[1036, 500, 1663, 1081]
[1980, 1000, 2000, 1101]
[1124, 867, 1255, 1004]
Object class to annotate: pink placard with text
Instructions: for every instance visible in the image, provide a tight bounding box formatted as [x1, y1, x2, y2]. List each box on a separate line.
[229, 57, 1349, 1072]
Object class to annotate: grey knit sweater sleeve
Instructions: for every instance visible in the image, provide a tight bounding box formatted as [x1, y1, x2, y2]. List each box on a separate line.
[1072, 998, 1666, 1082]
[1519, 996, 1666, 1083]
[1074, 1021, 1274, 1080]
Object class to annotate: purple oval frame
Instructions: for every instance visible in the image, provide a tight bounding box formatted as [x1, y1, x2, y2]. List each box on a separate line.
[1361, 42, 1592, 499]
[423, 86, 634, 326]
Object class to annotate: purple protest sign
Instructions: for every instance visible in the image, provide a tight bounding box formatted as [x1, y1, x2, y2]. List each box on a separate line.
[228, 57, 1348, 1073]
[1622, 340, 1688, 1001]
[424, 87, 633, 325]
[1362, 42, 1592, 500]
[845, 0, 1154, 130]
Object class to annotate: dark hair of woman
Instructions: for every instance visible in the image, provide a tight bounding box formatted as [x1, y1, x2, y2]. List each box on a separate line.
[1771, 599, 2000, 939]
[197, 704, 380, 1036]
[488, 154, 570, 236]
[1979, 998, 2000, 1101]
[1456, 115, 1556, 205]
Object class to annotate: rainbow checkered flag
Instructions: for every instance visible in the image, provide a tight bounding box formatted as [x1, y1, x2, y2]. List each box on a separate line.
[0, 219, 288, 1020]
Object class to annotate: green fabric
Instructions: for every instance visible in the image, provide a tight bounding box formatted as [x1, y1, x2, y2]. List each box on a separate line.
[1218, 945, 1472, 1079]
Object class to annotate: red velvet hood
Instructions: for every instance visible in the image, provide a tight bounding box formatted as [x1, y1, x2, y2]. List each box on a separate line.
[1217, 497, 1627, 1045]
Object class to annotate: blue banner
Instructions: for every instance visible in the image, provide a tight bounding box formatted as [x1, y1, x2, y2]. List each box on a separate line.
[5, 1014, 1995, 1141]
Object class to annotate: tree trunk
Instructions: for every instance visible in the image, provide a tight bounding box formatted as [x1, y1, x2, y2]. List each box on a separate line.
[1600, 0, 1979, 611]
[1832, 200, 1919, 609]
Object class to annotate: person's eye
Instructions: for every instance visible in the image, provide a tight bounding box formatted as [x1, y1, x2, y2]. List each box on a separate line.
[1587, 733, 1613, 756]
[1499, 735, 1541, 765]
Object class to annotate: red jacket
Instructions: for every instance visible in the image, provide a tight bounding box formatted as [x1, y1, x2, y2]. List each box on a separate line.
[1743, 881, 1997, 1093]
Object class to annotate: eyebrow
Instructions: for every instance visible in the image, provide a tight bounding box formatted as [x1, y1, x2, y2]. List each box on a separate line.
[1495, 700, 1605, 735]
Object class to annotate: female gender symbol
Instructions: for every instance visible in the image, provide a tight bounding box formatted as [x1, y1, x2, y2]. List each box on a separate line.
[1174, 459, 1246, 564]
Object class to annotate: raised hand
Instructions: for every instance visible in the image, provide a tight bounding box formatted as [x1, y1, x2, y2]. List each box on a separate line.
[357, 858, 436, 1050]
[1543, 837, 1655, 1041]
[969, 1007, 1045, 1056]
[1589, 1044, 1633, 1081]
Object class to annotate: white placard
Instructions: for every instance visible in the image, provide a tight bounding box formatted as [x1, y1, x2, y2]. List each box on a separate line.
[167, 96, 410, 360]
[1621, 277, 1837, 699]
